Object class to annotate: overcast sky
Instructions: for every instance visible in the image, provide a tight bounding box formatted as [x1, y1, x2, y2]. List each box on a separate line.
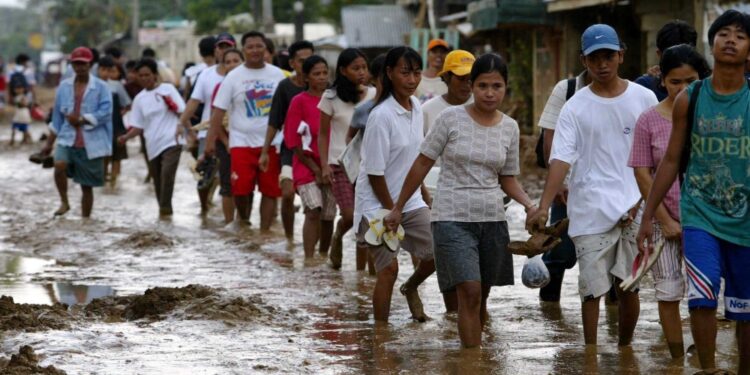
[0, 0, 22, 8]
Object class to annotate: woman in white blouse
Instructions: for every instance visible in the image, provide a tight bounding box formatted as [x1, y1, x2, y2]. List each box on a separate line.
[354, 46, 436, 323]
[119, 58, 191, 216]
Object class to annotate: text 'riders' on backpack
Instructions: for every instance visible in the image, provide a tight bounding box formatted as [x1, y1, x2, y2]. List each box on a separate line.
[535, 77, 576, 168]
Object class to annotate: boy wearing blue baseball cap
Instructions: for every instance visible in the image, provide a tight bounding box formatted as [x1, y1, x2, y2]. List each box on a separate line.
[527, 24, 658, 346]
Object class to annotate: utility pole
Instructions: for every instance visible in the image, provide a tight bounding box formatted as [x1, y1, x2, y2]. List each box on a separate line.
[131, 0, 140, 58]
[294, 1, 304, 42]
[262, 0, 274, 34]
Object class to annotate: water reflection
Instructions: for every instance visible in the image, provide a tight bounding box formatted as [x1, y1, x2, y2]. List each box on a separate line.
[0, 252, 114, 305]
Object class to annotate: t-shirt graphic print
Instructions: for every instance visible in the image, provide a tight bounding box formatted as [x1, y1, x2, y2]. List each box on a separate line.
[213, 64, 286, 149]
[682, 79, 750, 247]
[244, 81, 275, 118]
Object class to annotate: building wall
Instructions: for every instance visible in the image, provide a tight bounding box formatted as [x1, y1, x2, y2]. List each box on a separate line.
[635, 0, 696, 68]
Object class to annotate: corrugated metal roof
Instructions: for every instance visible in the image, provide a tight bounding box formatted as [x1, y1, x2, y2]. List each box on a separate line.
[342, 5, 415, 48]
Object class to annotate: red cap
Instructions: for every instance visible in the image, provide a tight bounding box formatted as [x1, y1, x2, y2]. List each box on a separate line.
[70, 47, 94, 63]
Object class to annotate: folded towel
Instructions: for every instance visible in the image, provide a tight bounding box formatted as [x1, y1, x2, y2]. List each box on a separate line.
[297, 120, 313, 152]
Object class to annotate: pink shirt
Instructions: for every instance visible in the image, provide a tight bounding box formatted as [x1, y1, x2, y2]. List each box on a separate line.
[628, 106, 681, 220]
[73, 88, 85, 148]
[284, 92, 322, 187]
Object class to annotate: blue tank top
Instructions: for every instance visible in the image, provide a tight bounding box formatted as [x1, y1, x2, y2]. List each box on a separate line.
[682, 78, 750, 246]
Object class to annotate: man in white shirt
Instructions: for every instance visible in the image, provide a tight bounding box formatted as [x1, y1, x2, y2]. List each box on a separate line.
[182, 36, 217, 101]
[526, 24, 658, 347]
[181, 33, 236, 216]
[208, 31, 285, 230]
[534, 70, 589, 305]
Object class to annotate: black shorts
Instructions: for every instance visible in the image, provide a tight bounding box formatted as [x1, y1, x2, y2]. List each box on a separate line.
[216, 141, 232, 197]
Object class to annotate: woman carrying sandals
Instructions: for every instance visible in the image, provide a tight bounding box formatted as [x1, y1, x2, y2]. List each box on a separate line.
[627, 44, 710, 359]
[384, 54, 534, 347]
[354, 47, 436, 324]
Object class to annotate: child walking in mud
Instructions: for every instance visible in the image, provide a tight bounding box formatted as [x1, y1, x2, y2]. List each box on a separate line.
[526, 24, 658, 347]
[636, 10, 750, 374]
[9, 74, 32, 146]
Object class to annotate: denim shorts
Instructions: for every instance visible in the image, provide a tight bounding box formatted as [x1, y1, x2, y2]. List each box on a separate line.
[432, 221, 513, 293]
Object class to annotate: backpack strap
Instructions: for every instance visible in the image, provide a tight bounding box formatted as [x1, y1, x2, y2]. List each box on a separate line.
[565, 77, 576, 101]
[680, 80, 703, 185]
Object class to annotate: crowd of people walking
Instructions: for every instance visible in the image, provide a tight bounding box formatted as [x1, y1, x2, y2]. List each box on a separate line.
[8, 9, 750, 374]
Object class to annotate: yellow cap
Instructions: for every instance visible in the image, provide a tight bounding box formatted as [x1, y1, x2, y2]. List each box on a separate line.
[438, 50, 475, 77]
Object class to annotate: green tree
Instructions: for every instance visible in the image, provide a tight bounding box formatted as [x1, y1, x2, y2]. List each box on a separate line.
[185, 0, 246, 34]
[26, 0, 131, 51]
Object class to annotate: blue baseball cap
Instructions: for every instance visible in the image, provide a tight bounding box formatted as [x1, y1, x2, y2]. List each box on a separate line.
[581, 24, 620, 56]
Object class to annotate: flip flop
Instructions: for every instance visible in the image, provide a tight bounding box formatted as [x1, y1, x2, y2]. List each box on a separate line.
[620, 240, 664, 291]
[365, 209, 404, 251]
[365, 215, 385, 246]
[383, 224, 405, 251]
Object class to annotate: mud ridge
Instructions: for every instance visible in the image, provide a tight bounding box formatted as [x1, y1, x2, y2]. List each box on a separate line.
[1, 345, 67, 375]
[84, 285, 292, 324]
[0, 296, 72, 332]
[115, 231, 174, 249]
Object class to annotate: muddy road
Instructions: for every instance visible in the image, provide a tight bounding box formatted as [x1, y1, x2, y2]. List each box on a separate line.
[0, 123, 739, 374]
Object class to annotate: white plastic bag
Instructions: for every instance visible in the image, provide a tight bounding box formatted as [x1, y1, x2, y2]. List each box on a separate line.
[522, 254, 550, 289]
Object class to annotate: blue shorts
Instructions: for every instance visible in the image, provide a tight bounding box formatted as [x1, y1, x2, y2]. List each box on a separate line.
[12, 122, 28, 132]
[684, 226, 750, 321]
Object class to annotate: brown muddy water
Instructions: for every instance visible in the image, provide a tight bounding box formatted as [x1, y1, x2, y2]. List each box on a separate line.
[0, 123, 740, 374]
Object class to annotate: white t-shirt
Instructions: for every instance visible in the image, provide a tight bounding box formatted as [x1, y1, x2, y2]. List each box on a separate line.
[185, 62, 208, 86]
[190, 65, 224, 138]
[421, 95, 473, 134]
[213, 64, 285, 149]
[354, 95, 427, 230]
[538, 72, 587, 130]
[317, 86, 376, 165]
[130, 83, 187, 160]
[415, 75, 447, 103]
[550, 81, 658, 237]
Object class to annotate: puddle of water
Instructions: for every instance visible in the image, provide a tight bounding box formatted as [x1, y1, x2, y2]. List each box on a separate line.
[0, 123, 742, 374]
[0, 252, 114, 305]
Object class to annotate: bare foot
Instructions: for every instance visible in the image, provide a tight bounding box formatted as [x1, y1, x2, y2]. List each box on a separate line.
[400, 284, 427, 322]
[54, 203, 70, 216]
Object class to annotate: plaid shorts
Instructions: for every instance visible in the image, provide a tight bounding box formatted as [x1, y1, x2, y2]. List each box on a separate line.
[330, 164, 354, 210]
[297, 182, 337, 221]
